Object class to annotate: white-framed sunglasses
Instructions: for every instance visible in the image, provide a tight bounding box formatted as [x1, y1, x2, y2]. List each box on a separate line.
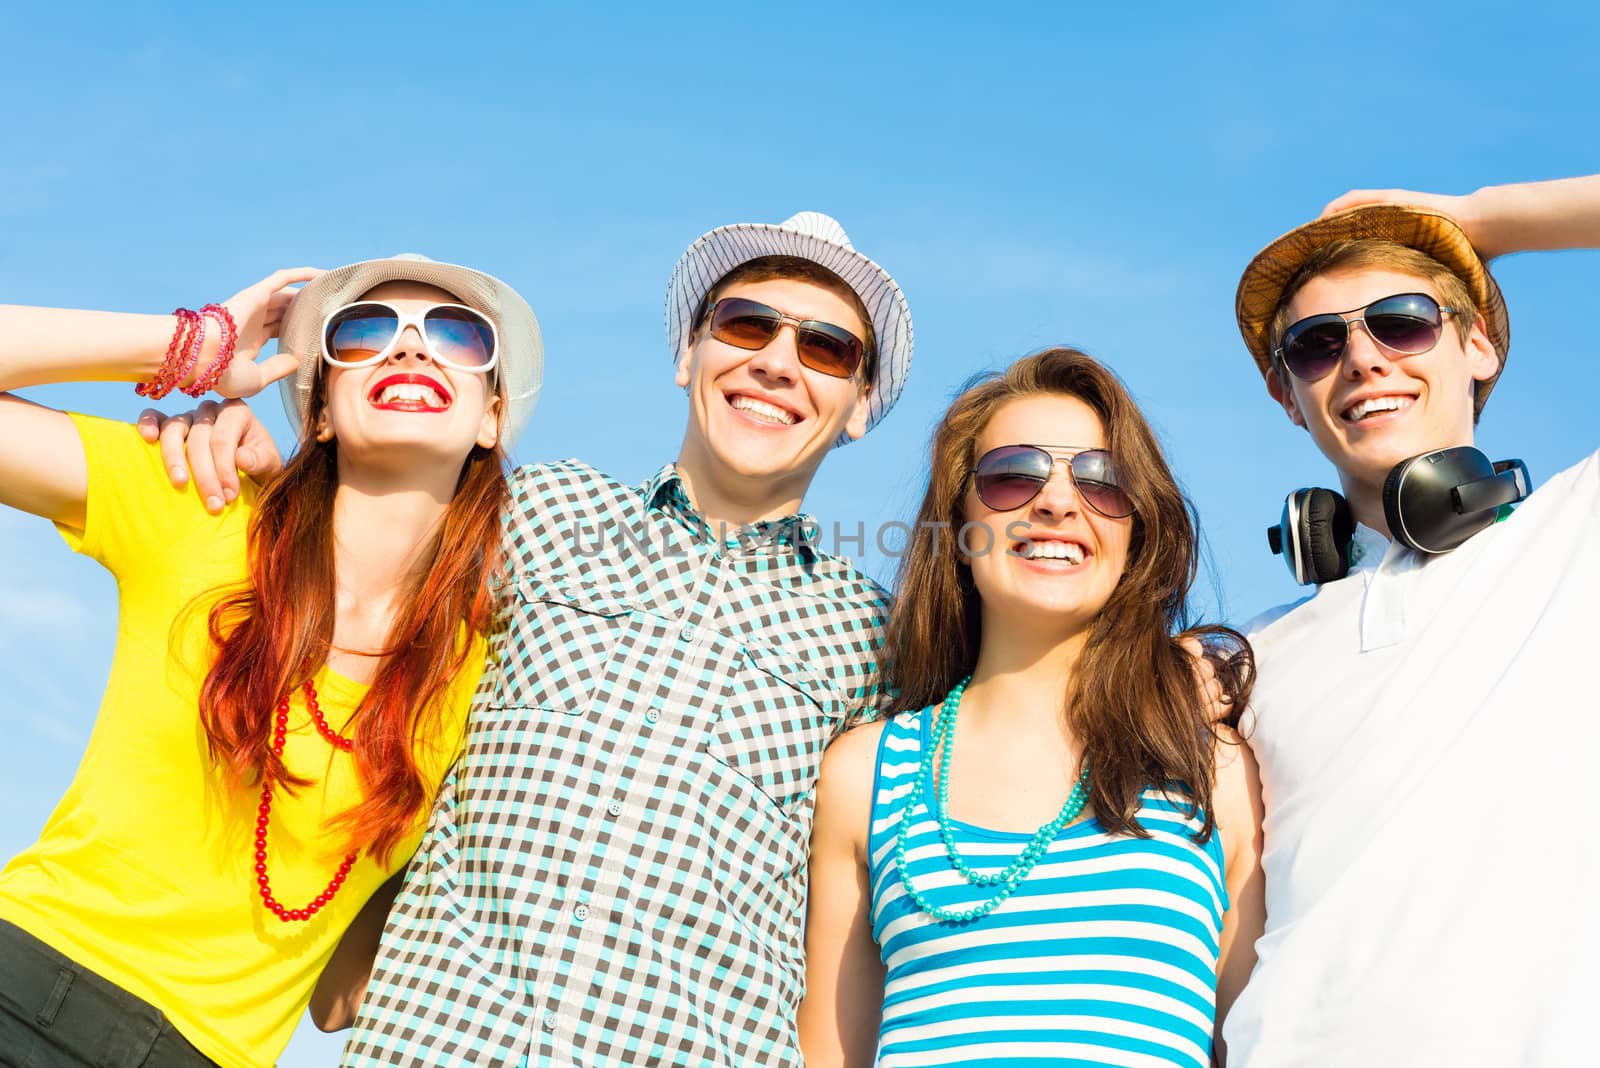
[320, 301, 500, 374]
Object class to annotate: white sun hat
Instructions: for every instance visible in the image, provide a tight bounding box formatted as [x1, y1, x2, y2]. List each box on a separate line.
[277, 254, 542, 447]
[664, 211, 913, 438]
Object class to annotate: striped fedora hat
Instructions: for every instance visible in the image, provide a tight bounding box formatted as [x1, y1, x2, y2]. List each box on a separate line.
[664, 211, 913, 439]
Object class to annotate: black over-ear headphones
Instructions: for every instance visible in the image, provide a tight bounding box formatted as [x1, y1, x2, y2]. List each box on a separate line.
[1267, 446, 1530, 585]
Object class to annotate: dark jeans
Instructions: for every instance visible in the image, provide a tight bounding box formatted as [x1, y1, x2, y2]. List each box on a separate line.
[0, 919, 217, 1068]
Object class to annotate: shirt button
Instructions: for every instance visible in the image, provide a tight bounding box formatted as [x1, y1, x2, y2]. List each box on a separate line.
[645, 708, 661, 724]
[542, 1012, 559, 1031]
[574, 904, 590, 921]
[681, 625, 696, 642]
[606, 800, 623, 817]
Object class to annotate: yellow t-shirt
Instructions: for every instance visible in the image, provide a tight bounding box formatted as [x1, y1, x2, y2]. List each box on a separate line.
[0, 415, 485, 1068]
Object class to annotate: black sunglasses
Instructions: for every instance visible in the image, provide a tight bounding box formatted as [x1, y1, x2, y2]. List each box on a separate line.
[704, 297, 867, 379]
[971, 444, 1133, 519]
[1276, 292, 1462, 383]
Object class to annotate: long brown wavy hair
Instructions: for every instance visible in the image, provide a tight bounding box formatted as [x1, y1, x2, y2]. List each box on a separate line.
[885, 348, 1253, 841]
[198, 366, 509, 865]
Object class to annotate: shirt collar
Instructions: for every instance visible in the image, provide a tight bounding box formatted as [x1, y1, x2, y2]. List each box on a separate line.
[1347, 522, 1390, 573]
[1348, 501, 1520, 576]
[642, 463, 682, 515]
[642, 463, 819, 560]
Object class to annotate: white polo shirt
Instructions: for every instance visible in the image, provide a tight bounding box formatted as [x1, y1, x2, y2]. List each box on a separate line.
[1225, 448, 1600, 1067]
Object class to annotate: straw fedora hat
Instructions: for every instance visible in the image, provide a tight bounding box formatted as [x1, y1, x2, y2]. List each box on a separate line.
[1236, 204, 1509, 414]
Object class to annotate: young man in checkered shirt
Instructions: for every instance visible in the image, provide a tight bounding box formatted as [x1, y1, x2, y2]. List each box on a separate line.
[162, 212, 914, 1065]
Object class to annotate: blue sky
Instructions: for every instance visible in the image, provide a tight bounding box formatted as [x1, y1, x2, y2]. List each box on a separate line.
[3, 3, 1597, 1063]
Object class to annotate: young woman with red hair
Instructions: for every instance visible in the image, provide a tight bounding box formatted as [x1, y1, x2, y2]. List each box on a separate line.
[0, 257, 541, 1068]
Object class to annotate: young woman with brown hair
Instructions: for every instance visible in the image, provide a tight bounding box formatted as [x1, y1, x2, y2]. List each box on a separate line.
[799, 348, 1264, 1067]
[0, 257, 540, 1067]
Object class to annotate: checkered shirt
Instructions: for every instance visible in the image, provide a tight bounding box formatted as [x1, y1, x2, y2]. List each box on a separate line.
[343, 460, 890, 1067]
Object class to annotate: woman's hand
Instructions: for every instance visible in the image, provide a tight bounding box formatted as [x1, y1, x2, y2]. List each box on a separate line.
[209, 267, 321, 399]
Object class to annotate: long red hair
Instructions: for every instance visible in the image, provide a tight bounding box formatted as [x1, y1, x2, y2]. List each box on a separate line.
[199, 370, 508, 865]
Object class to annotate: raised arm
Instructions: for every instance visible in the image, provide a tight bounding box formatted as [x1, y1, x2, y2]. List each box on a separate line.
[1322, 175, 1600, 260]
[797, 722, 887, 1068]
[0, 395, 89, 527]
[0, 269, 315, 525]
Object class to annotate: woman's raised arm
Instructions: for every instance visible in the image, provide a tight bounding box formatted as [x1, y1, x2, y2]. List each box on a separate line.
[0, 268, 316, 526]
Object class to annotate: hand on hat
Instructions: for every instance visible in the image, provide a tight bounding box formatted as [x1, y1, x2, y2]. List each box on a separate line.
[1328, 175, 1600, 261]
[211, 267, 322, 399]
[1321, 188, 1494, 257]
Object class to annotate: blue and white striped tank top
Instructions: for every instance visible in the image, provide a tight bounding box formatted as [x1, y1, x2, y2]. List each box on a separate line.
[868, 707, 1229, 1067]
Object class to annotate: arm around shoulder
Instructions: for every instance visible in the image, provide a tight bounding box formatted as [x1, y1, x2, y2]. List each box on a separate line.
[798, 719, 888, 1068]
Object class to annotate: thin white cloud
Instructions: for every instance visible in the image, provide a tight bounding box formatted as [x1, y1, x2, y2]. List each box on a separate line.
[0, 668, 91, 749]
[22, 710, 83, 748]
[0, 586, 93, 636]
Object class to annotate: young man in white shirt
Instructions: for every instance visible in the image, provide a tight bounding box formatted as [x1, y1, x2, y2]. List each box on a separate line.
[1224, 176, 1600, 1066]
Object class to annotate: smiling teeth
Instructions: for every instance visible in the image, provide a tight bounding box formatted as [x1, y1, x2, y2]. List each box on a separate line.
[1023, 541, 1085, 564]
[730, 396, 798, 425]
[379, 383, 445, 406]
[1345, 396, 1411, 421]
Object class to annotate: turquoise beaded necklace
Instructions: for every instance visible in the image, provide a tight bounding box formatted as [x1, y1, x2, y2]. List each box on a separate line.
[895, 674, 1091, 923]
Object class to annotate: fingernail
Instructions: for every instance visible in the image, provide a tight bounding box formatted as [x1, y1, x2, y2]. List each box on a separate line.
[206, 495, 223, 512]
[223, 488, 237, 503]
[170, 466, 188, 483]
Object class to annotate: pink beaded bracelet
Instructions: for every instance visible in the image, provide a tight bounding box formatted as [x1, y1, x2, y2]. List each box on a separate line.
[185, 304, 238, 397]
[134, 303, 240, 400]
[135, 309, 199, 400]
[175, 312, 208, 392]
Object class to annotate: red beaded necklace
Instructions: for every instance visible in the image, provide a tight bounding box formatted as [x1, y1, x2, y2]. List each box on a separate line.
[253, 679, 359, 922]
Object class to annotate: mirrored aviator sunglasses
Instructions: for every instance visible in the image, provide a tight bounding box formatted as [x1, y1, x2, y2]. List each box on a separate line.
[971, 444, 1134, 519]
[706, 297, 865, 378]
[322, 301, 500, 374]
[1277, 292, 1456, 383]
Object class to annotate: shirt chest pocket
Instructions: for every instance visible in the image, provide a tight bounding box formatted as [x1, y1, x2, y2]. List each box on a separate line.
[491, 573, 638, 714]
[707, 644, 845, 813]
